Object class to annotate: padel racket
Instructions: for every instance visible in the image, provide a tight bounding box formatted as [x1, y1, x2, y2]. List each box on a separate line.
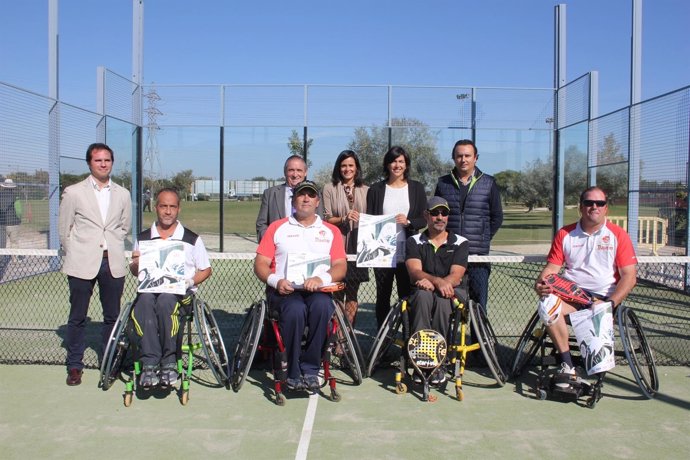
[544, 274, 593, 307]
[407, 329, 447, 371]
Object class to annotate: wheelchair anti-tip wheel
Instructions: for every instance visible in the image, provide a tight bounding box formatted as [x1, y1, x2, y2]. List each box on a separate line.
[469, 301, 507, 385]
[100, 302, 135, 390]
[230, 301, 265, 392]
[617, 306, 659, 399]
[366, 300, 404, 377]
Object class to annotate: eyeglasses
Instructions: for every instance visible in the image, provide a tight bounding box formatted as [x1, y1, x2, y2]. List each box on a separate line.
[582, 199, 607, 207]
[428, 208, 449, 217]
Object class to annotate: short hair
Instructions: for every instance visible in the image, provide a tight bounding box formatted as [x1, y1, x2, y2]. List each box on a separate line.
[155, 187, 180, 205]
[452, 139, 477, 158]
[579, 186, 607, 204]
[283, 155, 307, 174]
[382, 146, 410, 180]
[86, 143, 114, 163]
[331, 150, 364, 186]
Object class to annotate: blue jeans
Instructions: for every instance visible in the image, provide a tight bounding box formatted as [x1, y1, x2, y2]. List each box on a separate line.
[467, 263, 492, 312]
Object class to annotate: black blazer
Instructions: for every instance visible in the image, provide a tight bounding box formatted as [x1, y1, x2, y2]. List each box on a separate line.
[366, 179, 427, 239]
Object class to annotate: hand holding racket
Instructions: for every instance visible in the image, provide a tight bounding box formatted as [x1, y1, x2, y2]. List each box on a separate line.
[543, 273, 594, 307]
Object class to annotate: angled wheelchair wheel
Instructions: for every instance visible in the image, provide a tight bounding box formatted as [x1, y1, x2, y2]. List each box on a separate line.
[100, 302, 134, 390]
[366, 300, 404, 377]
[469, 301, 506, 386]
[617, 306, 659, 399]
[331, 301, 364, 385]
[194, 298, 230, 388]
[230, 301, 265, 392]
[510, 311, 545, 380]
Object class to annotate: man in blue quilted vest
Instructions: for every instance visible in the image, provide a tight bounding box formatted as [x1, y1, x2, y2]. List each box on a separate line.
[434, 139, 503, 314]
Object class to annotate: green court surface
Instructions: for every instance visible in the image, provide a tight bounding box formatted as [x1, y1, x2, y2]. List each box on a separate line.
[1, 364, 689, 459]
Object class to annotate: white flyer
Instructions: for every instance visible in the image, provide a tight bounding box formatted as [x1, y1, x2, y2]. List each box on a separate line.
[356, 213, 399, 268]
[286, 252, 332, 288]
[137, 239, 186, 295]
[570, 302, 615, 375]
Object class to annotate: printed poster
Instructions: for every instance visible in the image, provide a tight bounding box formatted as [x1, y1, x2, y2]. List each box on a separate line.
[570, 302, 615, 375]
[286, 252, 332, 288]
[356, 213, 399, 268]
[137, 240, 186, 295]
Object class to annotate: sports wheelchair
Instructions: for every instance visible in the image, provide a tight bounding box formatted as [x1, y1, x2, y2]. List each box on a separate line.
[229, 295, 363, 406]
[99, 294, 230, 407]
[510, 305, 659, 408]
[366, 297, 506, 402]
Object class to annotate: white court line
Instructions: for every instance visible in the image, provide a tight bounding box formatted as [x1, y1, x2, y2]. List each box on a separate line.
[295, 393, 319, 460]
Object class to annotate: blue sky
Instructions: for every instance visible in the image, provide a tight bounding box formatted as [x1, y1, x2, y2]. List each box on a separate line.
[2, 0, 688, 115]
[1, 0, 689, 182]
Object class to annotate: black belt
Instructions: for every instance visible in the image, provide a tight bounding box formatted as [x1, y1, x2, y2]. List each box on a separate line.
[102, 250, 108, 258]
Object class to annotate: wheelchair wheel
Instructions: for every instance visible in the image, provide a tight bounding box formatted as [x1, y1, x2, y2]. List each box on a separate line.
[469, 301, 506, 386]
[510, 311, 545, 380]
[617, 306, 659, 399]
[100, 302, 134, 390]
[365, 300, 404, 377]
[194, 298, 230, 388]
[332, 301, 364, 385]
[230, 301, 265, 392]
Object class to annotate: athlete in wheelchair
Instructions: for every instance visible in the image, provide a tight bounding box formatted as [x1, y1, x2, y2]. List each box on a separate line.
[99, 188, 229, 406]
[511, 186, 658, 406]
[230, 180, 362, 405]
[367, 197, 506, 402]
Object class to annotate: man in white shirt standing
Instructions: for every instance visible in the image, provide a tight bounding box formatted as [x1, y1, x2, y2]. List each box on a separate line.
[59, 143, 132, 386]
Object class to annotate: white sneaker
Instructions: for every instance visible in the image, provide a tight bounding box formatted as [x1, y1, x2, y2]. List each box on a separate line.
[554, 362, 577, 389]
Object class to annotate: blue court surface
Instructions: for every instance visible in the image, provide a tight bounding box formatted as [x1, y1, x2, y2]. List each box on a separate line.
[1, 364, 689, 459]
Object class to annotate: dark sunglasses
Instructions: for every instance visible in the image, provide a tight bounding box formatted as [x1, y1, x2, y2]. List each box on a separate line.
[428, 208, 449, 217]
[296, 190, 318, 198]
[582, 199, 607, 207]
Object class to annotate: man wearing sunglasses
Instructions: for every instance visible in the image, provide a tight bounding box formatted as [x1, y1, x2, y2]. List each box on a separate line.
[405, 197, 469, 384]
[254, 180, 346, 392]
[534, 186, 637, 385]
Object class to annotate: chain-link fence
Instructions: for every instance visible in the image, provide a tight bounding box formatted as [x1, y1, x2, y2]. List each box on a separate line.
[1, 250, 688, 369]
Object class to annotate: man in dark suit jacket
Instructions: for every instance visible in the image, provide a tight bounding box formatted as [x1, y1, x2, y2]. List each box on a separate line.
[255, 155, 323, 242]
[59, 143, 132, 386]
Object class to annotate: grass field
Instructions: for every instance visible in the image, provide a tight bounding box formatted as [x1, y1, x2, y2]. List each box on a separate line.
[22, 197, 635, 244]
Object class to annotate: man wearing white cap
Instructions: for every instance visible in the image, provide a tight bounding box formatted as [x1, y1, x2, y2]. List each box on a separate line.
[0, 178, 22, 280]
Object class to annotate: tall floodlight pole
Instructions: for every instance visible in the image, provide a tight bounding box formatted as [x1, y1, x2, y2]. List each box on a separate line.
[553, 4, 566, 233]
[48, 0, 60, 250]
[627, 0, 642, 253]
[132, 0, 144, 233]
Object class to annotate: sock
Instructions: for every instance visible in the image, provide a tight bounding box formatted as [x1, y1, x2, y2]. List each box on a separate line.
[560, 351, 574, 368]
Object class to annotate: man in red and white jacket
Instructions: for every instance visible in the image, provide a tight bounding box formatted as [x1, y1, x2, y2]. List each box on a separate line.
[254, 180, 347, 392]
[534, 186, 637, 385]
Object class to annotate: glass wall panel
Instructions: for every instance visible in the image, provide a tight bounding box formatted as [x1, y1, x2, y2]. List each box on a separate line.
[147, 126, 221, 251]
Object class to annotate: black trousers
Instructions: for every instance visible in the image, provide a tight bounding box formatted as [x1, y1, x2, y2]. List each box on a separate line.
[66, 257, 125, 370]
[374, 262, 411, 329]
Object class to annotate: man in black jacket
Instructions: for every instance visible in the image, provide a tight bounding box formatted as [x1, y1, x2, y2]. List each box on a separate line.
[434, 139, 503, 312]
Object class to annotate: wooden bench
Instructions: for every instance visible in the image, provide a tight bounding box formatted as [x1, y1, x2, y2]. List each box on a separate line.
[608, 216, 669, 255]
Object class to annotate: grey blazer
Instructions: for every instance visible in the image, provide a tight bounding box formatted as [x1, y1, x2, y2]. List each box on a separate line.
[58, 177, 132, 279]
[255, 183, 324, 243]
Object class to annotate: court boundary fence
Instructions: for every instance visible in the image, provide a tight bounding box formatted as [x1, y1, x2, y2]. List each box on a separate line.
[1, 250, 688, 369]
